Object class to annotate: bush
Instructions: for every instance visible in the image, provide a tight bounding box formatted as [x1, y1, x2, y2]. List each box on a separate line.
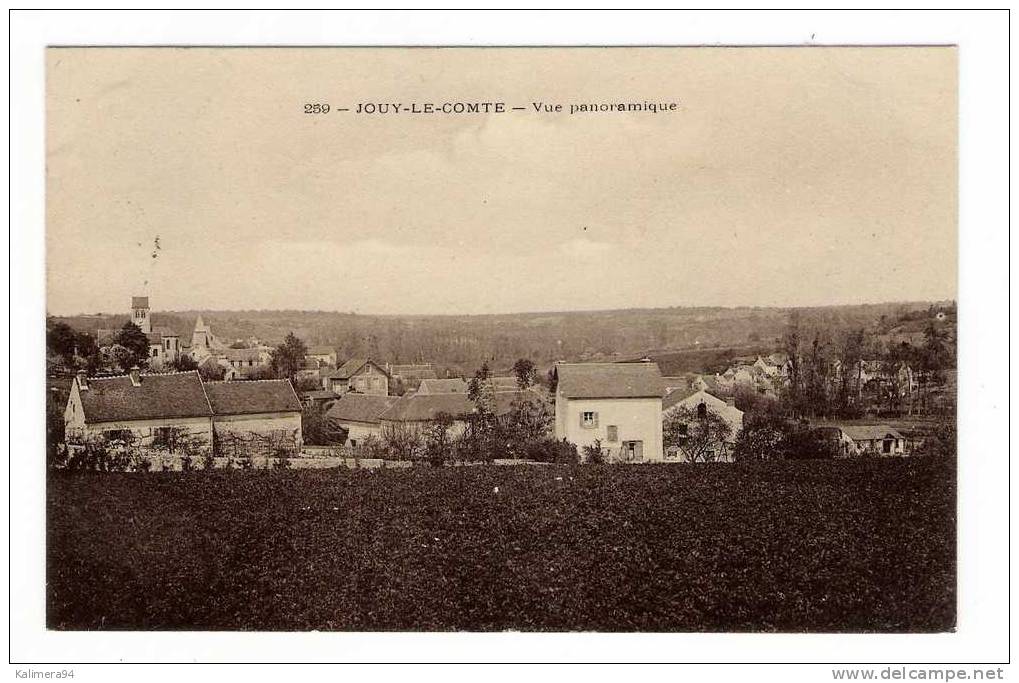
[583, 439, 606, 464]
[524, 437, 579, 464]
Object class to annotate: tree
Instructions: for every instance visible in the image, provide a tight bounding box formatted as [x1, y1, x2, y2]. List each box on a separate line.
[114, 322, 150, 370]
[301, 405, 346, 446]
[198, 360, 226, 382]
[292, 376, 321, 393]
[512, 358, 538, 390]
[169, 354, 199, 372]
[270, 332, 308, 380]
[46, 322, 78, 362]
[504, 391, 553, 457]
[663, 405, 733, 463]
[422, 411, 455, 466]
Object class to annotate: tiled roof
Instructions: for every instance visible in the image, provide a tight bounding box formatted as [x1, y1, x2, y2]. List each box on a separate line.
[327, 358, 389, 380]
[77, 371, 212, 424]
[554, 362, 664, 399]
[662, 386, 703, 410]
[389, 364, 438, 380]
[224, 347, 263, 362]
[326, 393, 401, 424]
[145, 332, 163, 345]
[417, 378, 468, 394]
[307, 346, 336, 356]
[132, 296, 149, 309]
[151, 326, 179, 337]
[300, 390, 339, 401]
[203, 380, 302, 416]
[839, 425, 906, 441]
[379, 389, 539, 423]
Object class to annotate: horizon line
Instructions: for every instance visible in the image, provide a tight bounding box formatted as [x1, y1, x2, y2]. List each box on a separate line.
[48, 298, 957, 320]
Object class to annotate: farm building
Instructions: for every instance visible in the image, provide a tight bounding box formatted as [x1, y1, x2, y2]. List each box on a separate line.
[321, 358, 390, 395]
[63, 370, 302, 457]
[203, 380, 303, 456]
[378, 389, 542, 438]
[64, 369, 214, 453]
[552, 361, 664, 464]
[325, 393, 401, 447]
[825, 424, 909, 456]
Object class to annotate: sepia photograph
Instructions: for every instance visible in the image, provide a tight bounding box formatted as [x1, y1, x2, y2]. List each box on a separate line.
[9, 8, 1011, 673]
[42, 44, 960, 635]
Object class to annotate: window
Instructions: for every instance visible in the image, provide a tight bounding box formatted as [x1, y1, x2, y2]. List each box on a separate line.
[883, 439, 892, 454]
[581, 411, 598, 428]
[677, 423, 689, 437]
[606, 425, 618, 442]
[151, 347, 159, 357]
[697, 402, 707, 419]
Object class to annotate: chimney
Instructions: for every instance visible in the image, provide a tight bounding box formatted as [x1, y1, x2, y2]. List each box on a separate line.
[76, 370, 88, 391]
[129, 366, 142, 387]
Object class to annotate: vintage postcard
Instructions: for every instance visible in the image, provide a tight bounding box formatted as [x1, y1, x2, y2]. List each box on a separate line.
[44, 46, 957, 634]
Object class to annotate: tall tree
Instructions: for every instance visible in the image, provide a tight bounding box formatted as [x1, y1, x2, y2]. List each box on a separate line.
[270, 332, 308, 380]
[512, 358, 538, 390]
[46, 322, 78, 362]
[113, 322, 150, 370]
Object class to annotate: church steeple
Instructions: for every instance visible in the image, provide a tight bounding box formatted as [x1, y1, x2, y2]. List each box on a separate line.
[131, 296, 151, 334]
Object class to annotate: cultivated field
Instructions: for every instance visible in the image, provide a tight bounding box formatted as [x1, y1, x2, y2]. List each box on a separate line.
[47, 458, 955, 632]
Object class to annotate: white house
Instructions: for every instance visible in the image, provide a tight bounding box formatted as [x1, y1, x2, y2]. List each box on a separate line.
[662, 384, 744, 462]
[552, 361, 664, 463]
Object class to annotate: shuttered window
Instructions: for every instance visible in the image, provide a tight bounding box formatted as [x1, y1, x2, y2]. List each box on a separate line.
[581, 411, 598, 428]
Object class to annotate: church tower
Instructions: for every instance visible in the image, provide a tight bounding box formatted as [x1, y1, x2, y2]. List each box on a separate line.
[191, 315, 210, 350]
[131, 296, 151, 334]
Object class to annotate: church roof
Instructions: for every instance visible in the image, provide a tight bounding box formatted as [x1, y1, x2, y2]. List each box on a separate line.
[132, 296, 149, 309]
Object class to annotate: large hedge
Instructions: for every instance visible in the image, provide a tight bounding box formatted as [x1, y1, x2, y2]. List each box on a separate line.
[47, 458, 955, 632]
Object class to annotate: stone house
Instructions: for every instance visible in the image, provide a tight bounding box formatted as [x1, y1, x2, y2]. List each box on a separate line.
[377, 389, 537, 439]
[63, 370, 303, 460]
[325, 393, 401, 447]
[64, 369, 215, 453]
[203, 380, 303, 456]
[321, 358, 390, 395]
[552, 361, 664, 464]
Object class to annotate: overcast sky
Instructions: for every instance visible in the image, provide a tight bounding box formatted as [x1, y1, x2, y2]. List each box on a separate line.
[46, 47, 956, 316]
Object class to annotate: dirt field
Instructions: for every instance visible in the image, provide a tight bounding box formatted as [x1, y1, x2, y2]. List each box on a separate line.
[47, 458, 956, 632]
